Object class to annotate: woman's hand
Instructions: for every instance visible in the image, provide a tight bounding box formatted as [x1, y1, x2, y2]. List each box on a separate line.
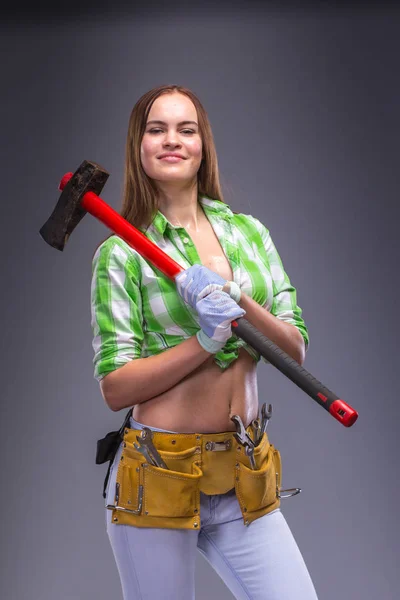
[175, 264, 241, 309]
[195, 290, 246, 354]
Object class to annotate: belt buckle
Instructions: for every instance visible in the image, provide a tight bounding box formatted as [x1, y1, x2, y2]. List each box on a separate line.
[205, 439, 232, 451]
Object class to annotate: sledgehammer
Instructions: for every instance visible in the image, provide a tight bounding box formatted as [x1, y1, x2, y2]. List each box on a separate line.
[39, 160, 358, 428]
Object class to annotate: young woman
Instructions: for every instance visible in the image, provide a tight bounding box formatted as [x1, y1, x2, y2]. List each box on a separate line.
[91, 84, 318, 599]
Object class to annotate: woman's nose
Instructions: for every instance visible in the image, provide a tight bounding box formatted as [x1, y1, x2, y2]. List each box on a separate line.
[163, 130, 180, 146]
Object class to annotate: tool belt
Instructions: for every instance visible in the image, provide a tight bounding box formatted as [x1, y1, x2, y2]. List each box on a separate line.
[104, 423, 283, 529]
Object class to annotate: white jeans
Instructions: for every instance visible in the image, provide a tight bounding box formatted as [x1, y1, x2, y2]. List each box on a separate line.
[104, 417, 319, 600]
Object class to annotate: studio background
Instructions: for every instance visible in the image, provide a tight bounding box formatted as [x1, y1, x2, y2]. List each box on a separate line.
[1, 2, 398, 599]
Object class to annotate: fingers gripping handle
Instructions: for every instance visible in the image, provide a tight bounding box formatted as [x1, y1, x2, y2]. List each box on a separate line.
[232, 319, 358, 427]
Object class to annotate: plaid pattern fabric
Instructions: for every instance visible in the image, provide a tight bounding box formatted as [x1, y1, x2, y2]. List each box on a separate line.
[90, 196, 309, 382]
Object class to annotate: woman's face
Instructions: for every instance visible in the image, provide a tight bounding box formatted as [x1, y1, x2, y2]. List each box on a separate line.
[140, 93, 203, 186]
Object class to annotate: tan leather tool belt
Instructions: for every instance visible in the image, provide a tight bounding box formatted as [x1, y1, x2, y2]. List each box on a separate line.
[107, 426, 282, 530]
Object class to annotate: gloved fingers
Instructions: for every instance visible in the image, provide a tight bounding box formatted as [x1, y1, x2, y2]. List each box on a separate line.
[197, 282, 225, 302]
[196, 291, 246, 342]
[175, 264, 226, 309]
[183, 277, 195, 304]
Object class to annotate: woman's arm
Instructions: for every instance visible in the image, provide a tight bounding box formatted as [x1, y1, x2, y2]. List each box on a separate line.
[101, 336, 211, 412]
[239, 216, 309, 365]
[238, 292, 305, 365]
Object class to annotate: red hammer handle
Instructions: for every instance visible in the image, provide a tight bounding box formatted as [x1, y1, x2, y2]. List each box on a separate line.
[60, 177, 182, 279]
[61, 172, 358, 428]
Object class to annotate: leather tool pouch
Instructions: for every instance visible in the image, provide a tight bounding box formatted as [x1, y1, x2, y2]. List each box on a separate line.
[234, 432, 282, 526]
[111, 430, 204, 530]
[96, 408, 133, 498]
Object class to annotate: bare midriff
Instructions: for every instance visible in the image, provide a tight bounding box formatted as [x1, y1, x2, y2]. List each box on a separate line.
[133, 208, 260, 433]
[133, 348, 259, 433]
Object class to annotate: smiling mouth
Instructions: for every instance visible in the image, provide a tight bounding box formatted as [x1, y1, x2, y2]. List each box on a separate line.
[159, 156, 185, 162]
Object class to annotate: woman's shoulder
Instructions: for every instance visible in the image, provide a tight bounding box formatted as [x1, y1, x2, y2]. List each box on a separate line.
[200, 196, 269, 233]
[231, 210, 269, 236]
[91, 234, 141, 266]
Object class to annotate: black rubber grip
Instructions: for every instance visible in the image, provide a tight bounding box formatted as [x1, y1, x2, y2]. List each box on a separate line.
[232, 318, 357, 426]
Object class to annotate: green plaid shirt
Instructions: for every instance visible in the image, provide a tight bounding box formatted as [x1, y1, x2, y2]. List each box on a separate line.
[90, 196, 309, 382]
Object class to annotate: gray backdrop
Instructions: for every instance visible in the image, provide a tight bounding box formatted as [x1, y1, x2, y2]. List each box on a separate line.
[1, 2, 399, 599]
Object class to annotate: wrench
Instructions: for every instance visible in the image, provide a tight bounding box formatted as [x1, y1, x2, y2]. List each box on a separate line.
[137, 427, 169, 469]
[231, 415, 256, 470]
[259, 403, 273, 439]
[250, 418, 261, 445]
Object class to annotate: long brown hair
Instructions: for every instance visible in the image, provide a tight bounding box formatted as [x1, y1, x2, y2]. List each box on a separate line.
[93, 84, 226, 256]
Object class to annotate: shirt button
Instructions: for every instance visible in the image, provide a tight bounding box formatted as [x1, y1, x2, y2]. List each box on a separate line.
[183, 237, 190, 244]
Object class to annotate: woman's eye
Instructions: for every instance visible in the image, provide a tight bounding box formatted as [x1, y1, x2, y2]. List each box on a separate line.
[148, 128, 195, 135]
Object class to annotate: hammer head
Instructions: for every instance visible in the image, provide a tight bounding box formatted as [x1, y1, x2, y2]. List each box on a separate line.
[39, 159, 109, 251]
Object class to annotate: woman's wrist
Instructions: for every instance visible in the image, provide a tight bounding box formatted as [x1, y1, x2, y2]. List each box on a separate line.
[196, 330, 225, 354]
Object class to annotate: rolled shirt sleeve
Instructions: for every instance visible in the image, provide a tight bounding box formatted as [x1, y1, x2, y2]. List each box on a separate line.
[90, 238, 144, 382]
[255, 218, 309, 351]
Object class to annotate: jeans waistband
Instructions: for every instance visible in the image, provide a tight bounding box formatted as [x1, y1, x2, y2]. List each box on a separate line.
[129, 416, 179, 434]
